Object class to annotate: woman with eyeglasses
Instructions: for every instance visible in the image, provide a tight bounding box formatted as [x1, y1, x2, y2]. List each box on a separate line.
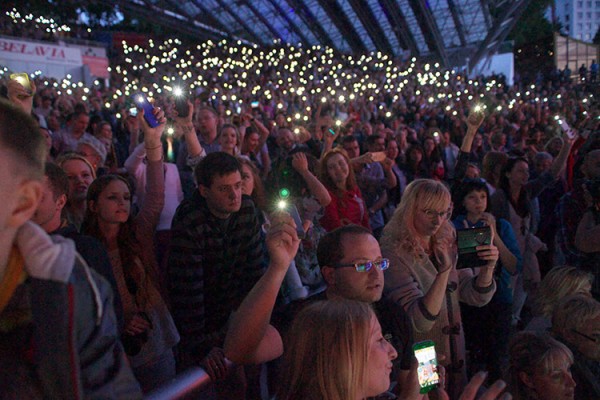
[381, 179, 499, 398]
[489, 131, 574, 328]
[451, 178, 522, 381]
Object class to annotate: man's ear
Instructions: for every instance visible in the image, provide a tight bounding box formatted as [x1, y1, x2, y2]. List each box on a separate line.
[9, 180, 42, 228]
[56, 193, 67, 211]
[321, 266, 336, 286]
[199, 184, 208, 198]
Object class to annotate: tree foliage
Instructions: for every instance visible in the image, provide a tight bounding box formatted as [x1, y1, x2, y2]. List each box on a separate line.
[508, 0, 555, 46]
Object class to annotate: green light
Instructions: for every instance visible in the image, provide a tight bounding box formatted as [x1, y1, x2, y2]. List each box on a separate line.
[279, 188, 290, 198]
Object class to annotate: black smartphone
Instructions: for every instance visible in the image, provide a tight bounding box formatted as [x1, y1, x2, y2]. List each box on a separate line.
[132, 93, 159, 127]
[456, 225, 492, 269]
[173, 85, 190, 118]
[413, 340, 439, 394]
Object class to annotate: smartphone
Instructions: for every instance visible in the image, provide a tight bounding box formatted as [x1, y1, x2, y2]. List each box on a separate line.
[327, 127, 336, 136]
[277, 200, 305, 239]
[371, 151, 387, 162]
[251, 100, 259, 108]
[10, 72, 32, 94]
[432, 131, 441, 144]
[132, 93, 159, 127]
[235, 105, 242, 115]
[456, 225, 492, 269]
[128, 107, 138, 117]
[557, 117, 577, 140]
[413, 340, 439, 394]
[173, 85, 190, 118]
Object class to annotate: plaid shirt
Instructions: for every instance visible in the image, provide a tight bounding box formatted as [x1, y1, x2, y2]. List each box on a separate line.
[168, 192, 266, 367]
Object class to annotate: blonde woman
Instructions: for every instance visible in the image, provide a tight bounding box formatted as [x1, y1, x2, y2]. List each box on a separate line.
[276, 300, 398, 400]
[380, 179, 498, 398]
[507, 331, 575, 400]
[218, 124, 242, 156]
[526, 266, 593, 332]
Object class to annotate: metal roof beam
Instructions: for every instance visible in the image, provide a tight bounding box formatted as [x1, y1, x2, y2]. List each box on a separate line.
[190, 0, 234, 36]
[314, 0, 367, 53]
[265, 0, 312, 47]
[212, 0, 266, 46]
[408, 0, 449, 65]
[242, 0, 281, 42]
[468, 0, 529, 71]
[284, 0, 337, 50]
[447, 0, 467, 47]
[118, 0, 222, 41]
[348, 0, 393, 54]
[377, 0, 419, 55]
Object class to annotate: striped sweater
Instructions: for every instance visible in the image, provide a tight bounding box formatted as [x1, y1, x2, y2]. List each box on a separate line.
[168, 192, 266, 368]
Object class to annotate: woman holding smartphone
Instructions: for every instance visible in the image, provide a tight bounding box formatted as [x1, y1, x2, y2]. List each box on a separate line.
[82, 108, 179, 392]
[452, 178, 522, 380]
[381, 179, 499, 398]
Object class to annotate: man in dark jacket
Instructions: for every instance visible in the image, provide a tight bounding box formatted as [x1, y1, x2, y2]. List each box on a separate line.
[168, 152, 266, 397]
[0, 99, 141, 398]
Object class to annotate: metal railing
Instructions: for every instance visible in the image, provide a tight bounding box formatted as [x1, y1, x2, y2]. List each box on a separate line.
[145, 359, 235, 400]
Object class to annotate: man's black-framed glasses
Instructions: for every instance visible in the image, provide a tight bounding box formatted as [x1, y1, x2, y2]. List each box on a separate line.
[332, 258, 390, 272]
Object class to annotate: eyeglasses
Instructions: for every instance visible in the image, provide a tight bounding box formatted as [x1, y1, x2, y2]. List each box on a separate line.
[571, 329, 600, 343]
[332, 258, 390, 272]
[422, 208, 452, 220]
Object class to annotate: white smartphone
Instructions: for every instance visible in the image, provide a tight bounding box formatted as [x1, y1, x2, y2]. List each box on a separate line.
[557, 117, 577, 140]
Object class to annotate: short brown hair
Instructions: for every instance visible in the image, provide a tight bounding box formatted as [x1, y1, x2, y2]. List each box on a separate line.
[317, 225, 372, 268]
[0, 99, 46, 178]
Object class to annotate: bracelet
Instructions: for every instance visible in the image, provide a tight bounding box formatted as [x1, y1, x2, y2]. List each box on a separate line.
[145, 143, 162, 150]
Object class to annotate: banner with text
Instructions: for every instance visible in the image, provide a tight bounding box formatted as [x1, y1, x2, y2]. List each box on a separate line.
[0, 37, 82, 66]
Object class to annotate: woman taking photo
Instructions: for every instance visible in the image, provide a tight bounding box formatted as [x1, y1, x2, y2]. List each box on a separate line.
[319, 148, 370, 232]
[381, 179, 499, 398]
[452, 178, 522, 380]
[82, 108, 179, 392]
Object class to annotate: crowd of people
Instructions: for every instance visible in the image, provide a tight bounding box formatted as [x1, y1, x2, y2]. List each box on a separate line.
[1, 10, 600, 400]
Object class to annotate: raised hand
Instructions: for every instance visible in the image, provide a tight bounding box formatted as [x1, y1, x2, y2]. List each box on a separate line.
[139, 105, 167, 145]
[266, 212, 300, 270]
[291, 152, 309, 173]
[7, 78, 36, 114]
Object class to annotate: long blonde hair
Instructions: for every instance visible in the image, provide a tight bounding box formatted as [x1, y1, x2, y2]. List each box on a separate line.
[277, 300, 373, 400]
[381, 179, 453, 258]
